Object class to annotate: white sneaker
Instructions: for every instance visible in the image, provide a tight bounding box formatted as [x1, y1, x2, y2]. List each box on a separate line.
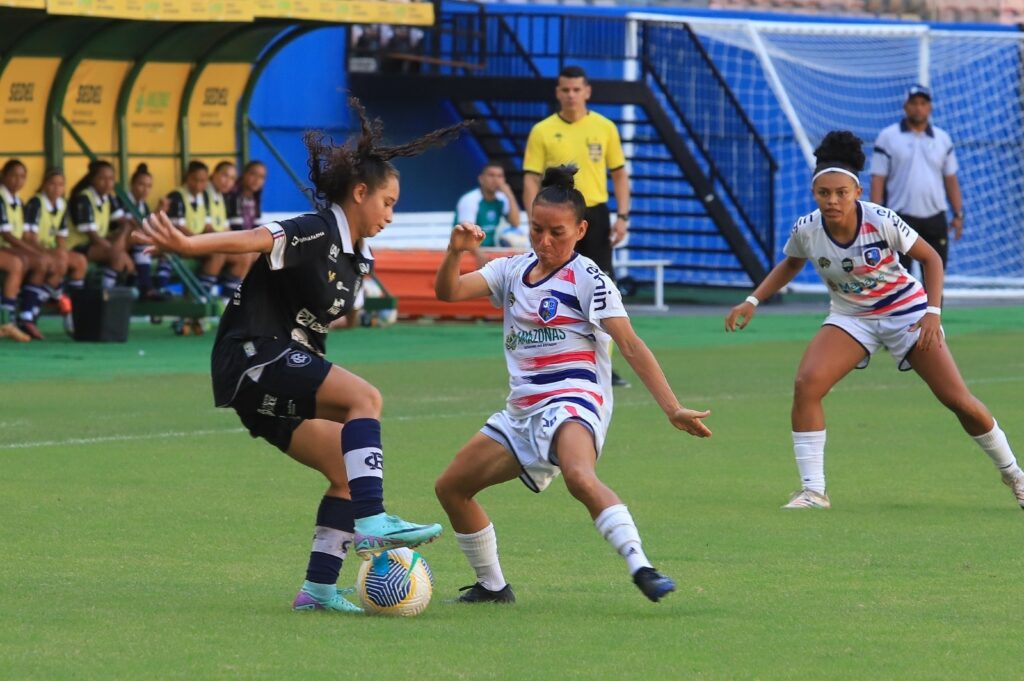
[1001, 471, 1024, 510]
[782, 489, 831, 509]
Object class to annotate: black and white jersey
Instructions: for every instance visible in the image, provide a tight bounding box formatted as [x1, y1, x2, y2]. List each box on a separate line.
[211, 203, 372, 407]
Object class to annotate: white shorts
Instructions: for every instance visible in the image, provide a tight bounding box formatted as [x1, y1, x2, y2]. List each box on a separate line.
[823, 310, 942, 372]
[481, 401, 607, 493]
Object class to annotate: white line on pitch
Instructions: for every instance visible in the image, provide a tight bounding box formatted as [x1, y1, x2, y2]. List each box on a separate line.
[0, 427, 246, 450]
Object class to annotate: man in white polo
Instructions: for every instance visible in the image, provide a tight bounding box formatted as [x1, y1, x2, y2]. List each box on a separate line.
[870, 84, 964, 284]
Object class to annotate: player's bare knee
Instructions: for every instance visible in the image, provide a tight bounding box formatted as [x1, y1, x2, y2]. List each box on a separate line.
[941, 391, 982, 420]
[360, 383, 383, 417]
[434, 471, 467, 507]
[793, 372, 827, 403]
[562, 466, 598, 501]
[434, 474, 453, 504]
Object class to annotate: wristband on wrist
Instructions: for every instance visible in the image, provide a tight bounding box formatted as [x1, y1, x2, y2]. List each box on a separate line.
[953, 209, 964, 219]
[745, 295, 760, 307]
[926, 305, 941, 316]
[618, 213, 629, 222]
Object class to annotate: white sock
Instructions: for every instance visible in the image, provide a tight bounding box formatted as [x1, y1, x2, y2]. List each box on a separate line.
[594, 504, 652, 576]
[972, 421, 1021, 477]
[793, 430, 827, 494]
[455, 524, 507, 592]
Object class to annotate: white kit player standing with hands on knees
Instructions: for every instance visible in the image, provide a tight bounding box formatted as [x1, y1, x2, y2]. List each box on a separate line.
[434, 165, 712, 604]
[725, 130, 1023, 511]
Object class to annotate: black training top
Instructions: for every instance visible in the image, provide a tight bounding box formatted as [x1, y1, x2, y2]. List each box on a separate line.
[211, 204, 372, 407]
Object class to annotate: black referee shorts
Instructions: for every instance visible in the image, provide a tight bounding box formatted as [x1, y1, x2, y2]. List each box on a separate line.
[897, 211, 949, 271]
[229, 341, 332, 453]
[576, 203, 613, 276]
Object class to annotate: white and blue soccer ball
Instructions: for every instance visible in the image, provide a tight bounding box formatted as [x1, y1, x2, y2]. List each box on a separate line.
[355, 547, 434, 616]
[496, 223, 531, 251]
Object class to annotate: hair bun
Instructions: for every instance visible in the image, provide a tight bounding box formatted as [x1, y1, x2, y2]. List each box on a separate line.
[136, 163, 149, 174]
[814, 131, 866, 172]
[540, 164, 578, 191]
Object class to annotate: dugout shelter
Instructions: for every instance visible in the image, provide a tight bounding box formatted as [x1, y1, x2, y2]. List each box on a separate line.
[0, 0, 436, 319]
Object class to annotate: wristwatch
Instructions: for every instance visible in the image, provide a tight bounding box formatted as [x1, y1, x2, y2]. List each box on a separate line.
[953, 209, 964, 219]
[618, 214, 630, 222]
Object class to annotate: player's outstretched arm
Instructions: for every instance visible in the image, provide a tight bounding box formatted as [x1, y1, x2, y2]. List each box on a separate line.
[604, 316, 712, 438]
[725, 256, 806, 332]
[435, 223, 492, 302]
[133, 211, 273, 258]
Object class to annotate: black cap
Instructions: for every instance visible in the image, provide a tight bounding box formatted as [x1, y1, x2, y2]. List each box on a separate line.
[906, 84, 932, 102]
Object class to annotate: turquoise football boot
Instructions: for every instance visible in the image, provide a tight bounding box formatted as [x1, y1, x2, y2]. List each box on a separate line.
[292, 581, 364, 613]
[353, 512, 443, 558]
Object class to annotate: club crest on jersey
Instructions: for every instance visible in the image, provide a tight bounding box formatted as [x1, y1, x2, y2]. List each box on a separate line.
[328, 271, 336, 282]
[818, 257, 831, 269]
[538, 297, 559, 323]
[842, 258, 854, 272]
[864, 247, 881, 267]
[287, 351, 312, 368]
[328, 244, 340, 263]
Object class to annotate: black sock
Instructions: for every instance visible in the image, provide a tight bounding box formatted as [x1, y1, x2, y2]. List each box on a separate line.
[305, 496, 356, 585]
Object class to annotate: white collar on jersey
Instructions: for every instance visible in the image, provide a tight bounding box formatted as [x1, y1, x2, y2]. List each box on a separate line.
[40, 193, 65, 213]
[0, 185, 20, 207]
[330, 202, 374, 260]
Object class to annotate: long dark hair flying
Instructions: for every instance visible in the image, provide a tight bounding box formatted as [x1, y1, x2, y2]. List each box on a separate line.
[302, 96, 469, 208]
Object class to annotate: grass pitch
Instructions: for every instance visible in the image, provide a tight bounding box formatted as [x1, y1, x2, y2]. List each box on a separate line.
[1, 306, 1022, 680]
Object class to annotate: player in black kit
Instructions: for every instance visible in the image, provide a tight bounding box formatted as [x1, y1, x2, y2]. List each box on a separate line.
[135, 98, 466, 613]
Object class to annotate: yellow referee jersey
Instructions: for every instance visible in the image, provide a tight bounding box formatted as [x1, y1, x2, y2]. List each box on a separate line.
[523, 111, 625, 207]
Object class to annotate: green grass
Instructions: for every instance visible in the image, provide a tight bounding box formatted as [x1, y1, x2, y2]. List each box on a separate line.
[2, 307, 1023, 680]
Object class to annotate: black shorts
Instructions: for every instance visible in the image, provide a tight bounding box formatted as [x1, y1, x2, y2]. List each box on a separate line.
[227, 341, 332, 452]
[897, 212, 949, 269]
[576, 203, 613, 276]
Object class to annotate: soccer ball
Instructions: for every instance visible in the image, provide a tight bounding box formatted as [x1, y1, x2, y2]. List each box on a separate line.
[355, 547, 434, 616]
[496, 223, 531, 251]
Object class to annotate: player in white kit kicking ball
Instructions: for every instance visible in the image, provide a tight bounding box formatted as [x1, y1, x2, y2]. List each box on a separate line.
[434, 165, 712, 604]
[725, 130, 1023, 511]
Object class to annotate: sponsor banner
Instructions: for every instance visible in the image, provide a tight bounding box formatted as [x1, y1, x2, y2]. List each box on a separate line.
[0, 57, 60, 156]
[254, 0, 434, 25]
[126, 62, 189, 155]
[3, 0, 45, 8]
[186, 63, 250, 156]
[46, 0, 252, 21]
[62, 59, 131, 156]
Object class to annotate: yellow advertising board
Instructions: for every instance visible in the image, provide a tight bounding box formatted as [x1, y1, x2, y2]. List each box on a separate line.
[125, 62, 188, 155]
[46, 0, 431, 23]
[186, 62, 250, 156]
[0, 57, 60, 153]
[253, 0, 434, 25]
[0, 57, 60, 186]
[46, 0, 253, 21]
[123, 62, 189, 198]
[61, 59, 131, 167]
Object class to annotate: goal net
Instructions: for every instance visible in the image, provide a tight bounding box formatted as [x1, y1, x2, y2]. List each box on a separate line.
[629, 14, 1024, 296]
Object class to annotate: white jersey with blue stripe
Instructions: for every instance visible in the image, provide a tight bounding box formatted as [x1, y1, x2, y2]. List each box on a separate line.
[478, 252, 628, 421]
[784, 201, 926, 319]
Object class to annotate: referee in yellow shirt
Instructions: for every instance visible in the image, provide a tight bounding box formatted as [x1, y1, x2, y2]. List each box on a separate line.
[523, 65, 631, 275]
[523, 65, 632, 386]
